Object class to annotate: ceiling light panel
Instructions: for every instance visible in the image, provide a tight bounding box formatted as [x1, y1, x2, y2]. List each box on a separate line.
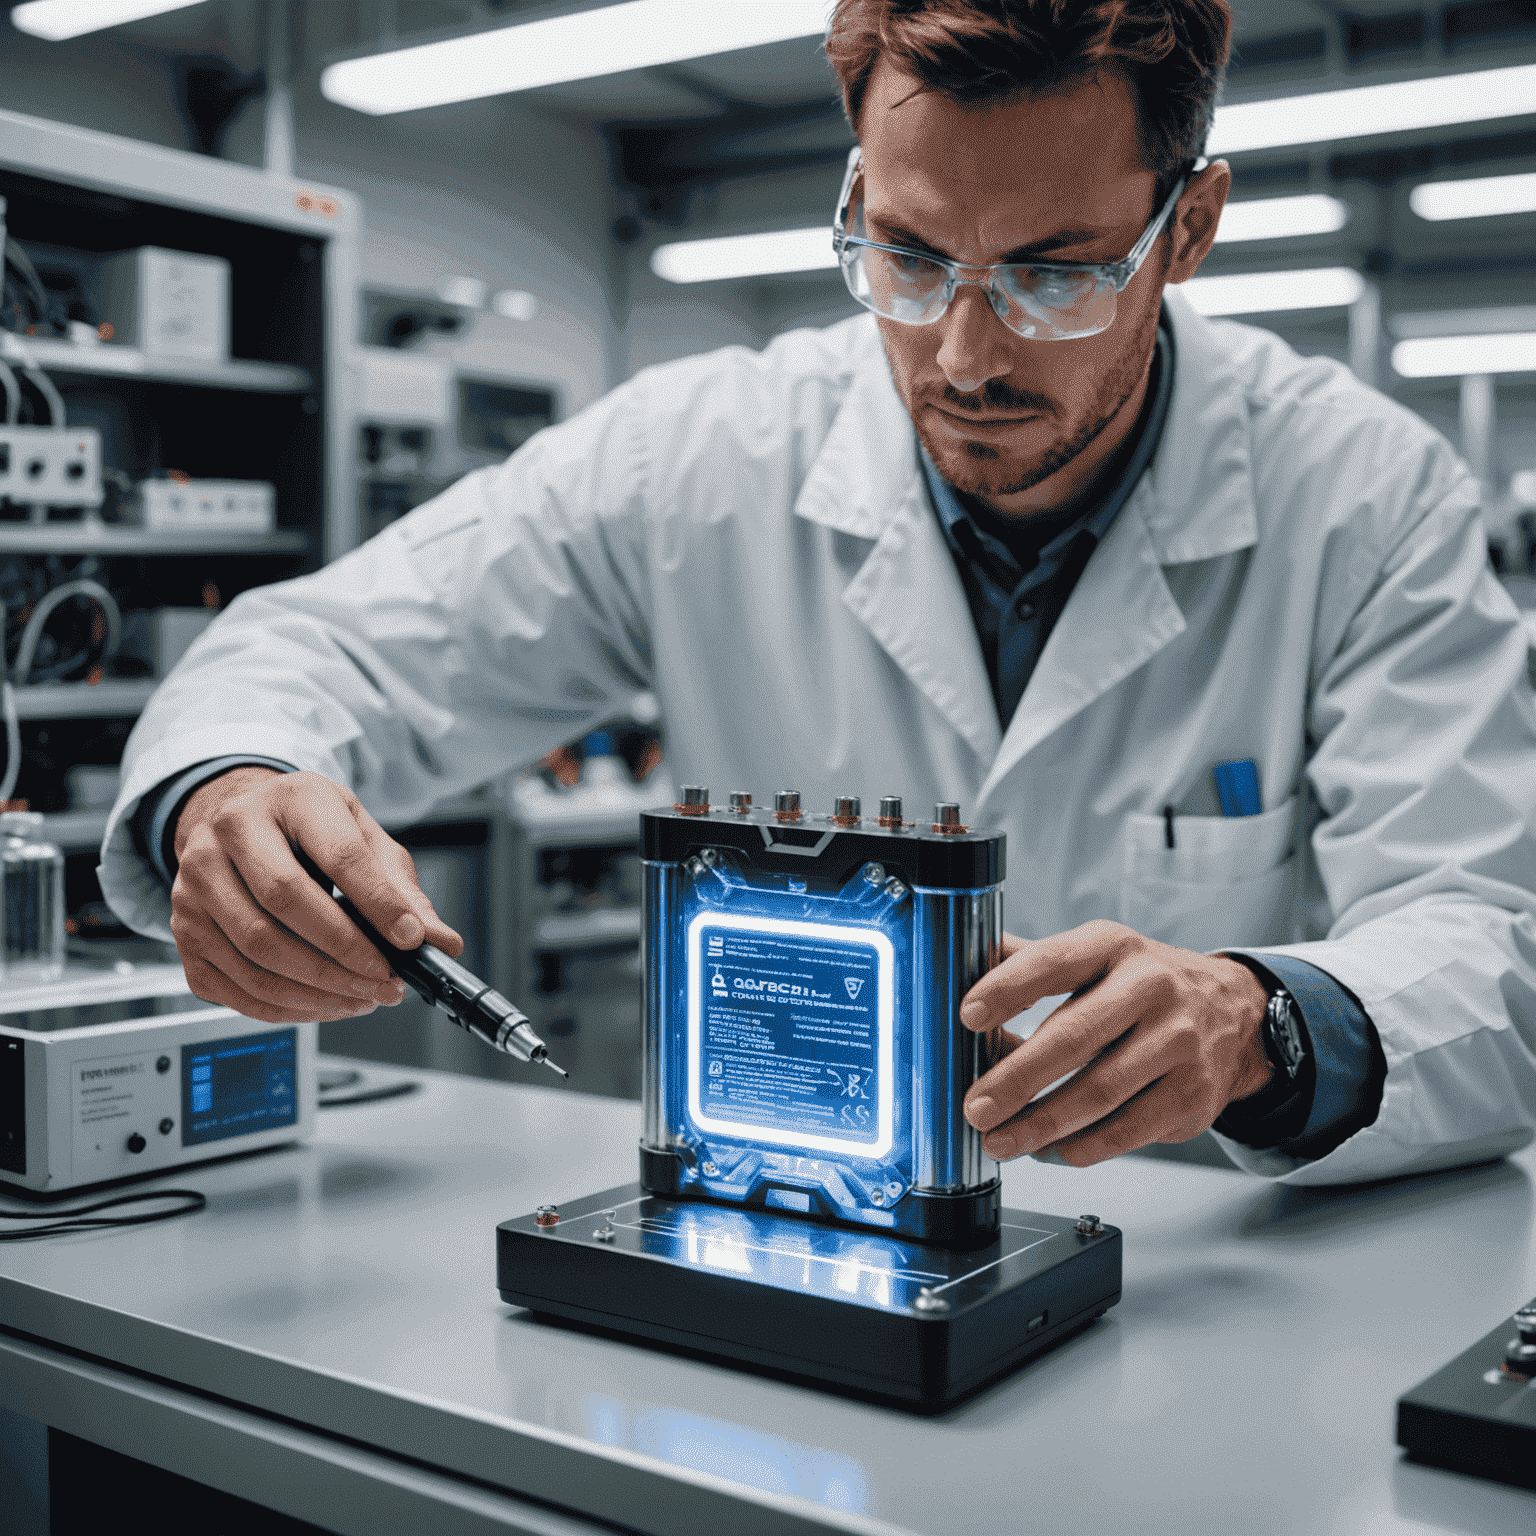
[1214, 194, 1349, 244]
[1410, 172, 1536, 222]
[1392, 332, 1536, 379]
[1182, 267, 1366, 317]
[10, 0, 204, 39]
[322, 0, 834, 116]
[1207, 63, 1536, 156]
[652, 228, 837, 284]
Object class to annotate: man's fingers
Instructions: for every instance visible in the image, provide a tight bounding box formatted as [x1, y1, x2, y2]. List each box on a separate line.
[355, 815, 465, 957]
[963, 962, 1152, 1133]
[216, 812, 396, 981]
[975, 1020, 1175, 1157]
[959, 920, 1134, 1032]
[180, 923, 388, 1026]
[173, 854, 406, 1005]
[1035, 1077, 1210, 1169]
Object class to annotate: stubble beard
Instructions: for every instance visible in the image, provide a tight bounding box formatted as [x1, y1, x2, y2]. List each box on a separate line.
[900, 296, 1161, 507]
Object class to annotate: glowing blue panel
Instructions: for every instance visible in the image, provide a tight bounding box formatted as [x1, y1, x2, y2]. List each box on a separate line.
[687, 912, 894, 1160]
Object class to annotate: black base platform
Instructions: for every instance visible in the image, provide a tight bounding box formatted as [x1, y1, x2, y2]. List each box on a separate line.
[496, 1183, 1121, 1413]
[1397, 1301, 1536, 1491]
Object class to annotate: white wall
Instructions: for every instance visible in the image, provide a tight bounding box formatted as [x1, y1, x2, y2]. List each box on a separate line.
[224, 79, 621, 416]
[0, 26, 189, 150]
[621, 159, 858, 378]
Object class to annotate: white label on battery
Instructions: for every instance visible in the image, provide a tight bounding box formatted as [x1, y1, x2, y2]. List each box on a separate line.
[687, 912, 894, 1159]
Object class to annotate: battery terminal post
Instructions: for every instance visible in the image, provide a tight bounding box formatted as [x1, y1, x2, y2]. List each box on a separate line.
[774, 790, 803, 823]
[675, 785, 710, 816]
[933, 802, 968, 836]
[830, 795, 862, 828]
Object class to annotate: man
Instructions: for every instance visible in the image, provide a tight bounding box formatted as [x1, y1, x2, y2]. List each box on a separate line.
[103, 0, 1536, 1185]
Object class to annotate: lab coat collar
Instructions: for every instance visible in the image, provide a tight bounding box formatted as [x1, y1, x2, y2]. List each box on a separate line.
[798, 299, 1263, 779]
[976, 292, 1263, 800]
[792, 317, 919, 541]
[795, 297, 1260, 565]
[1139, 288, 1260, 565]
[793, 321, 1002, 760]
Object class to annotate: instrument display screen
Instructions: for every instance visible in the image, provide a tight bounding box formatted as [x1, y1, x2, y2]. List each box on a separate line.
[181, 1027, 298, 1147]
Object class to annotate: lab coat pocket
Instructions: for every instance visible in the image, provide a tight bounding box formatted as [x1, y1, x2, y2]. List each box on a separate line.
[1118, 797, 1299, 952]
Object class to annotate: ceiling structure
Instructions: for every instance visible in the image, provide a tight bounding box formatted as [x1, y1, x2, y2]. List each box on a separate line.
[36, 0, 1536, 349]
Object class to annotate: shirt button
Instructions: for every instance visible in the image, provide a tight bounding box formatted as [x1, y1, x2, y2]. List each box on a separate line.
[1015, 600, 1036, 620]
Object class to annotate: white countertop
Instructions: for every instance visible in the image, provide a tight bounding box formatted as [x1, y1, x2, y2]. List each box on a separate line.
[2, 1061, 1534, 1535]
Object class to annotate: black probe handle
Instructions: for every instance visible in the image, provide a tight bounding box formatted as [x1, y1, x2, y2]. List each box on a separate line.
[292, 849, 486, 1025]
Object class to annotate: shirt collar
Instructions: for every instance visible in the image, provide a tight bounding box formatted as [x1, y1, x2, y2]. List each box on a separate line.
[921, 316, 1176, 575]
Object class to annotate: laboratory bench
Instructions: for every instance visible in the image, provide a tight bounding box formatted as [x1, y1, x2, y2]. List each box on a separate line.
[2, 1060, 1535, 1536]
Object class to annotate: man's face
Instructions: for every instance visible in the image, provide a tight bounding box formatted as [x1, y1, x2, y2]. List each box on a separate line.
[857, 61, 1212, 517]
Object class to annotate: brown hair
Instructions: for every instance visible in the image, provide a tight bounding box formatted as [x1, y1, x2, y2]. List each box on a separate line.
[825, 0, 1234, 198]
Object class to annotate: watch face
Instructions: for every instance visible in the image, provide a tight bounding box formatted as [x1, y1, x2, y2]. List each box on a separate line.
[1270, 995, 1306, 1079]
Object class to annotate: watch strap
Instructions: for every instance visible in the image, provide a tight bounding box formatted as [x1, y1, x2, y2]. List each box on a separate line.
[1212, 954, 1315, 1149]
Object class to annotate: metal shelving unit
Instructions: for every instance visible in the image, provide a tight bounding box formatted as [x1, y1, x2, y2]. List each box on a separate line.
[13, 679, 157, 719]
[0, 524, 310, 555]
[16, 336, 311, 393]
[0, 109, 359, 967]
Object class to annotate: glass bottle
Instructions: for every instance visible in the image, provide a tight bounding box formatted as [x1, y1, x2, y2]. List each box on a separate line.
[1, 810, 66, 985]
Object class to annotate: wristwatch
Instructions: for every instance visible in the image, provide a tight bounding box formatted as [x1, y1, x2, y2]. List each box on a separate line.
[1212, 959, 1314, 1148]
[1260, 985, 1308, 1086]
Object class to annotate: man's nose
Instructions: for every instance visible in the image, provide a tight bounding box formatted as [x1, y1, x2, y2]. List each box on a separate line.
[935, 284, 1015, 395]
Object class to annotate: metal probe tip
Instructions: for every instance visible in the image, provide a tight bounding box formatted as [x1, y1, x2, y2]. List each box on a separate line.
[541, 1056, 569, 1079]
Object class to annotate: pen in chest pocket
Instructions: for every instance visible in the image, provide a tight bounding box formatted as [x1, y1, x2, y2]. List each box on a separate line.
[1162, 760, 1262, 850]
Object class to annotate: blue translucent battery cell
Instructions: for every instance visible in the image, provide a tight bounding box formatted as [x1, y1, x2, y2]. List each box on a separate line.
[639, 795, 1005, 1247]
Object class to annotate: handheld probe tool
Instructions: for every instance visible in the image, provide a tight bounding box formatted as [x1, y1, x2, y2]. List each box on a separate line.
[301, 855, 568, 1078]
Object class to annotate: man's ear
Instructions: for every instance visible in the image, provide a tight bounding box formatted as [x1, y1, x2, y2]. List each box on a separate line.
[1166, 159, 1232, 284]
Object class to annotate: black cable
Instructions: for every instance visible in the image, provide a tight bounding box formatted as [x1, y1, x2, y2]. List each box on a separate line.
[0, 1188, 205, 1241]
[319, 1080, 420, 1108]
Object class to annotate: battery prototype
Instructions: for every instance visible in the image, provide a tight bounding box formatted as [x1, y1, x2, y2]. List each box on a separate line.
[639, 791, 1004, 1247]
[498, 788, 1124, 1411]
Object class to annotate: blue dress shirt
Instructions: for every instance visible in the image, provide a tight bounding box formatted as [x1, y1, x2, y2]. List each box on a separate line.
[919, 315, 1384, 1159]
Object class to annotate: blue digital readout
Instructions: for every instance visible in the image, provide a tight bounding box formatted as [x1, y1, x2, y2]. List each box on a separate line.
[687, 913, 893, 1159]
[181, 1028, 297, 1147]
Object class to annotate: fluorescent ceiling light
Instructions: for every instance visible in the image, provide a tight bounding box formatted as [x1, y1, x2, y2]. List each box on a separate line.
[438, 276, 488, 309]
[1391, 305, 1536, 340]
[1207, 63, 1536, 156]
[652, 227, 836, 284]
[10, 0, 204, 39]
[1410, 171, 1536, 222]
[322, 0, 833, 116]
[1214, 194, 1348, 244]
[1392, 332, 1536, 378]
[1182, 267, 1365, 317]
[492, 289, 538, 322]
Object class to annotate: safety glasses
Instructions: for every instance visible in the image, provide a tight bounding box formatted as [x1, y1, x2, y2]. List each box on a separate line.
[831, 146, 1188, 342]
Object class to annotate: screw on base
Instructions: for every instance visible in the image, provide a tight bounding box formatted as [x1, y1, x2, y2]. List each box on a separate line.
[1075, 1213, 1102, 1235]
[534, 1205, 559, 1227]
[913, 1289, 950, 1313]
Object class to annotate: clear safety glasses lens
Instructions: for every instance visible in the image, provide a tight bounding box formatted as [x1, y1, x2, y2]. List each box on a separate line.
[839, 242, 1119, 340]
[836, 173, 1121, 341]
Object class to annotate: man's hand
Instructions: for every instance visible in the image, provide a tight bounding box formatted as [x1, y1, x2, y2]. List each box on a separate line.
[169, 767, 464, 1025]
[960, 920, 1273, 1166]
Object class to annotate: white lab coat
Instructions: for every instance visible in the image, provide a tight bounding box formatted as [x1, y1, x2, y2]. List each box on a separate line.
[102, 290, 1536, 1185]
